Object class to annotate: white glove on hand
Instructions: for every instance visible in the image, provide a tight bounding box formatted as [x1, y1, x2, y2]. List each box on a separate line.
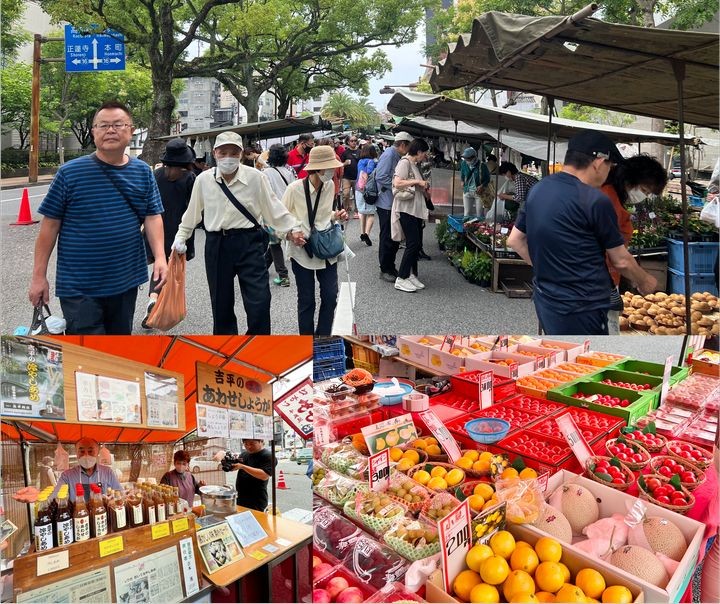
[172, 239, 187, 255]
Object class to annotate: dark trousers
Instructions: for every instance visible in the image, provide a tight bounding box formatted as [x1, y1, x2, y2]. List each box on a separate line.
[205, 229, 271, 335]
[398, 212, 422, 279]
[264, 243, 288, 279]
[534, 296, 609, 335]
[60, 287, 138, 334]
[291, 259, 338, 336]
[377, 207, 399, 275]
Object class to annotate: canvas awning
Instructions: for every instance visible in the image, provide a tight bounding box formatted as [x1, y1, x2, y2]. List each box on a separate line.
[429, 10, 719, 129]
[157, 116, 326, 143]
[1, 336, 312, 444]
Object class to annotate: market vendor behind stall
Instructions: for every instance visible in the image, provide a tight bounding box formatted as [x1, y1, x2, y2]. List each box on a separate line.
[160, 450, 205, 505]
[224, 439, 277, 512]
[13, 437, 123, 504]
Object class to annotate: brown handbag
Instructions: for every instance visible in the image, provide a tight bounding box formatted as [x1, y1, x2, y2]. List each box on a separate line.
[145, 250, 186, 331]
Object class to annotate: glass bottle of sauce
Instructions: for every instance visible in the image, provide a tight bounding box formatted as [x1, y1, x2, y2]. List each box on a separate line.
[34, 493, 54, 551]
[164, 486, 176, 517]
[73, 484, 91, 542]
[55, 485, 74, 546]
[126, 487, 144, 528]
[142, 485, 157, 525]
[154, 486, 167, 522]
[89, 484, 108, 538]
[108, 489, 128, 532]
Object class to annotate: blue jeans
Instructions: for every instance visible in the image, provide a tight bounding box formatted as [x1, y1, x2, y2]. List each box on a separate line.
[291, 259, 338, 335]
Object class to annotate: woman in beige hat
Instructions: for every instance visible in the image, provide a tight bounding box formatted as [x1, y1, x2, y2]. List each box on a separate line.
[281, 146, 349, 334]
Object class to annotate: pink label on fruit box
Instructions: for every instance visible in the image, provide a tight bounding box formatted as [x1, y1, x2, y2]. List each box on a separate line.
[555, 412, 593, 466]
[368, 449, 390, 492]
[418, 409, 462, 462]
[439, 499, 472, 594]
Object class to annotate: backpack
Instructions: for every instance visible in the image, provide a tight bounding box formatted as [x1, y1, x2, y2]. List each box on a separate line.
[362, 169, 379, 205]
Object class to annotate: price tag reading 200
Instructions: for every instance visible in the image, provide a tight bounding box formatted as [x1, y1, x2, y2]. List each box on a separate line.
[439, 499, 472, 594]
[368, 449, 390, 492]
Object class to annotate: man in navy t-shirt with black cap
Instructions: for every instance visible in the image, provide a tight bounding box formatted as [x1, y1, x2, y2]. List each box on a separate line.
[507, 130, 657, 335]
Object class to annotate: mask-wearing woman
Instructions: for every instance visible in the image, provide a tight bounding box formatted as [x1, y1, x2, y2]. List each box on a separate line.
[280, 145, 348, 335]
[160, 450, 205, 505]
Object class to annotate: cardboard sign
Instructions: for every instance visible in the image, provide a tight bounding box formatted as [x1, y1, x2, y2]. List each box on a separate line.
[172, 517, 189, 533]
[659, 355, 674, 405]
[196, 361, 272, 416]
[555, 412, 593, 467]
[583, 339, 591, 353]
[368, 449, 390, 492]
[98, 535, 124, 558]
[151, 522, 171, 540]
[361, 413, 418, 455]
[508, 362, 519, 380]
[497, 336, 509, 352]
[315, 421, 331, 447]
[441, 335, 457, 352]
[439, 499, 472, 594]
[418, 409, 462, 462]
[273, 378, 313, 440]
[478, 371, 494, 410]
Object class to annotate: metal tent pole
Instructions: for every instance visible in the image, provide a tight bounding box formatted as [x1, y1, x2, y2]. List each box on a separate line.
[450, 119, 458, 215]
[546, 97, 555, 177]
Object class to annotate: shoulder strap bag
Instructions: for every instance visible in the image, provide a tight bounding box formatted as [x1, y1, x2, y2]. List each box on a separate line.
[273, 166, 289, 186]
[303, 178, 344, 260]
[392, 158, 416, 203]
[215, 171, 262, 229]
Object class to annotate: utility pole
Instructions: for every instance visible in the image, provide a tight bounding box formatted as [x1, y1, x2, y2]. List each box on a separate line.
[29, 34, 64, 184]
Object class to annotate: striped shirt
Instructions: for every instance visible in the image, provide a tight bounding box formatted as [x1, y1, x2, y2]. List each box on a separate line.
[50, 464, 123, 503]
[39, 154, 163, 297]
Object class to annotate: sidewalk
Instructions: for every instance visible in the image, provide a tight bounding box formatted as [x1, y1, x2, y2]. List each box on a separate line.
[0, 174, 55, 190]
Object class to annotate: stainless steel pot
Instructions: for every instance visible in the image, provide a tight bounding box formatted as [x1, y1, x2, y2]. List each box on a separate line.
[199, 485, 237, 517]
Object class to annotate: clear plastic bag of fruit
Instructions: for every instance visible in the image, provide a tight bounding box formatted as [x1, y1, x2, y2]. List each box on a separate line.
[384, 516, 441, 561]
[319, 441, 368, 476]
[314, 470, 368, 506]
[341, 535, 411, 590]
[493, 476, 544, 524]
[354, 490, 409, 534]
[314, 504, 364, 560]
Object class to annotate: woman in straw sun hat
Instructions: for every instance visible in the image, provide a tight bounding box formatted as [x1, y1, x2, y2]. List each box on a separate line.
[280, 145, 349, 334]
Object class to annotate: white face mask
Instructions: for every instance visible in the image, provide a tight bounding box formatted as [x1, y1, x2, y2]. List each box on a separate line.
[319, 170, 334, 183]
[78, 455, 97, 469]
[626, 188, 648, 205]
[217, 157, 240, 174]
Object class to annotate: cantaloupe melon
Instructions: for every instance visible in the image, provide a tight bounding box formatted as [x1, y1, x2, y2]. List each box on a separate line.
[628, 516, 687, 562]
[532, 505, 573, 543]
[610, 545, 669, 587]
[548, 483, 599, 536]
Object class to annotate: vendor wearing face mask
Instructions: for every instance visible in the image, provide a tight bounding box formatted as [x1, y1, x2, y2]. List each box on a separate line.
[280, 145, 348, 335]
[601, 154, 667, 333]
[172, 131, 305, 335]
[160, 450, 205, 505]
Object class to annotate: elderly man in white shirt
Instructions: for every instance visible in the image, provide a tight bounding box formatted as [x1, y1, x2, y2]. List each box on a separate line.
[173, 131, 306, 334]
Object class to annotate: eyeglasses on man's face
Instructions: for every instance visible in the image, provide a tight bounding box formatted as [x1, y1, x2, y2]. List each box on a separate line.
[93, 123, 133, 131]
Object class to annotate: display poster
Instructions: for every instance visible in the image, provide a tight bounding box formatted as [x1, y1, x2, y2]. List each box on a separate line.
[1, 336, 64, 420]
[144, 371, 179, 428]
[361, 413, 418, 455]
[418, 409, 462, 462]
[439, 499, 472, 594]
[226, 510, 268, 548]
[76, 372, 141, 424]
[196, 362, 272, 416]
[196, 522, 244, 573]
[228, 410, 254, 440]
[16, 565, 112, 603]
[368, 449, 390, 492]
[113, 545, 184, 603]
[196, 404, 229, 438]
[179, 537, 200, 597]
[273, 378, 313, 440]
[253, 414, 273, 440]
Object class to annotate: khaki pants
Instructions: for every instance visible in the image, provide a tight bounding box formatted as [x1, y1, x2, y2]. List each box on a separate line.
[341, 179, 356, 212]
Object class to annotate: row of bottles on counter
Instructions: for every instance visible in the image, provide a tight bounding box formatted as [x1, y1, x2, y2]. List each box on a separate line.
[34, 483, 182, 551]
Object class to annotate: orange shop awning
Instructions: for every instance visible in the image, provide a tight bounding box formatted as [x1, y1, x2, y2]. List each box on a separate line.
[1, 335, 312, 444]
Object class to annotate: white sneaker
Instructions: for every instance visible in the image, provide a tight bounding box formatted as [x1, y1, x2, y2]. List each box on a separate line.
[408, 274, 425, 290]
[394, 277, 417, 292]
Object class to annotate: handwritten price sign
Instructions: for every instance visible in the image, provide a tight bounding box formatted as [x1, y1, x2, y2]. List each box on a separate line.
[368, 449, 390, 492]
[418, 409, 462, 462]
[478, 371, 493, 410]
[273, 378, 313, 440]
[439, 499, 472, 594]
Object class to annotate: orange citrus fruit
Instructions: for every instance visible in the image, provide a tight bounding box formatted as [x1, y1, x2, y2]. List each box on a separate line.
[426, 444, 442, 456]
[456, 457, 474, 470]
[514, 540, 533, 549]
[466, 544, 494, 573]
[479, 555, 510, 585]
[389, 447, 404, 462]
[402, 449, 420, 464]
[503, 570, 536, 601]
[601, 586, 632, 604]
[501, 467, 519, 479]
[510, 546, 539, 574]
[396, 458, 415, 472]
[427, 476, 448, 490]
[473, 459, 492, 473]
[575, 569, 605, 600]
[425, 436, 439, 446]
[482, 497, 499, 511]
[431, 465, 447, 478]
[412, 438, 427, 450]
[489, 530, 516, 559]
[469, 582, 500, 603]
[535, 537, 562, 563]
[479, 451, 494, 461]
[413, 470, 431, 485]
[558, 562, 571, 583]
[555, 584, 586, 603]
[453, 569, 482, 601]
[509, 593, 539, 603]
[468, 494, 486, 512]
[534, 592, 556, 603]
[519, 467, 538, 479]
[446, 468, 465, 486]
[464, 450, 480, 462]
[534, 562, 565, 594]
[473, 482, 495, 500]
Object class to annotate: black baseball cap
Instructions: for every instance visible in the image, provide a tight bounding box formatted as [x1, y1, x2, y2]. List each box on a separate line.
[567, 130, 624, 164]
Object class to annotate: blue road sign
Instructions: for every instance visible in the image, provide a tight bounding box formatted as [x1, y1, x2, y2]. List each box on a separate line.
[64, 25, 126, 72]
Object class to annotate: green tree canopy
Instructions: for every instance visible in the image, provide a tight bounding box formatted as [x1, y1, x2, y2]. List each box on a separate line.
[321, 92, 381, 129]
[1, 0, 30, 66]
[0, 62, 32, 147]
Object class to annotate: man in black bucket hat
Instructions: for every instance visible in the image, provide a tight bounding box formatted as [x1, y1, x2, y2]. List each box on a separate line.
[507, 129, 657, 335]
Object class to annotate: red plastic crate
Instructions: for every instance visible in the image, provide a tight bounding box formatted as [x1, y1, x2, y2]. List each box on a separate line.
[429, 391, 483, 413]
[330, 409, 385, 440]
[562, 407, 626, 437]
[450, 371, 517, 402]
[527, 417, 605, 443]
[496, 430, 575, 476]
[502, 394, 567, 417]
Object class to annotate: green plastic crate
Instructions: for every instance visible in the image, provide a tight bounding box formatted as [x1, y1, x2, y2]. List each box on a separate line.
[581, 369, 664, 409]
[606, 359, 689, 386]
[547, 381, 654, 426]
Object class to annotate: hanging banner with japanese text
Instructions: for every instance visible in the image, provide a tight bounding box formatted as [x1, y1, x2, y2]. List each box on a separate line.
[196, 362, 273, 416]
[273, 378, 313, 440]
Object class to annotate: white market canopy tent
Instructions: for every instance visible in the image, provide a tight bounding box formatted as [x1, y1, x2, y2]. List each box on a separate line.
[387, 90, 697, 162]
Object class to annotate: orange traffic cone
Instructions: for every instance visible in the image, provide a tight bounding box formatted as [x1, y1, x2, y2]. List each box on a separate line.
[276, 469, 288, 490]
[11, 189, 39, 226]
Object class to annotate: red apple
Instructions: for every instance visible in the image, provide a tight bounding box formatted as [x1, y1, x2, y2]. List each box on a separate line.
[313, 588, 332, 603]
[336, 587, 365, 603]
[326, 576, 351, 600]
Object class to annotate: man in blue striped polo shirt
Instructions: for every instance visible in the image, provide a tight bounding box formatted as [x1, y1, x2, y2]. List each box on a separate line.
[28, 101, 166, 334]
